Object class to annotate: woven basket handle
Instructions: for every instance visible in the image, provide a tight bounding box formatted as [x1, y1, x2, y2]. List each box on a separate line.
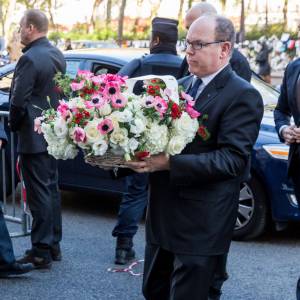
[125, 75, 179, 103]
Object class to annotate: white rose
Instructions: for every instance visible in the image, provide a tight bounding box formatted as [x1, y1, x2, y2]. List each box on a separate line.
[53, 118, 68, 138]
[167, 135, 186, 155]
[84, 121, 101, 144]
[92, 139, 108, 156]
[173, 112, 198, 141]
[99, 103, 112, 116]
[130, 118, 147, 136]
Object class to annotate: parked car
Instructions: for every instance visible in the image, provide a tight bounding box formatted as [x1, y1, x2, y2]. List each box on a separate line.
[0, 48, 297, 240]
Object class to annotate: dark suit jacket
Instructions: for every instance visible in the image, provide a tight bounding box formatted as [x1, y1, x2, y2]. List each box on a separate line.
[274, 58, 300, 177]
[177, 48, 252, 82]
[9, 37, 66, 153]
[146, 65, 263, 255]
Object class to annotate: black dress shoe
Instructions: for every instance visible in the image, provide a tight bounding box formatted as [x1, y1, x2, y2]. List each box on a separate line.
[17, 252, 52, 269]
[50, 244, 62, 261]
[0, 262, 34, 277]
[115, 248, 135, 265]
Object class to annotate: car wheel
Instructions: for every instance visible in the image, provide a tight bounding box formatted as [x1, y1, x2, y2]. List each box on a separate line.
[233, 176, 268, 240]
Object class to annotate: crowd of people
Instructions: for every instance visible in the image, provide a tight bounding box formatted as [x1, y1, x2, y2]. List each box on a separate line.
[0, 3, 299, 300]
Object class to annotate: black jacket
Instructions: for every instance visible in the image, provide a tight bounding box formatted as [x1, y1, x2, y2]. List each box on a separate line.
[274, 58, 300, 177]
[9, 37, 66, 153]
[177, 48, 252, 82]
[146, 66, 263, 255]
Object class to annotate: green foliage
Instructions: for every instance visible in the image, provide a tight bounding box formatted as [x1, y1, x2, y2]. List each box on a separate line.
[48, 31, 62, 43]
[246, 23, 298, 40]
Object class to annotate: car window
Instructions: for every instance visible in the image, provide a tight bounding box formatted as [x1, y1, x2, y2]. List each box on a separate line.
[92, 63, 119, 75]
[251, 75, 279, 106]
[66, 60, 81, 78]
[0, 71, 13, 93]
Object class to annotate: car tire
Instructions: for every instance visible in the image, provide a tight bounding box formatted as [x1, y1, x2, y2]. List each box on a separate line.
[233, 176, 268, 241]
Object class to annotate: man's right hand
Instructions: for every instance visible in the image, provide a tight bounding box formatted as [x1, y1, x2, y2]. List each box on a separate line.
[282, 125, 296, 145]
[0, 139, 2, 149]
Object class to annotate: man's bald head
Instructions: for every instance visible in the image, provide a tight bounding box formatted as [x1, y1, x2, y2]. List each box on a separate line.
[184, 3, 217, 30]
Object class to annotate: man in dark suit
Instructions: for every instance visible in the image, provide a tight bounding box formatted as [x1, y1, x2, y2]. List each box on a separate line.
[273, 58, 300, 299]
[126, 15, 263, 300]
[9, 9, 66, 269]
[177, 2, 252, 83]
[0, 122, 33, 277]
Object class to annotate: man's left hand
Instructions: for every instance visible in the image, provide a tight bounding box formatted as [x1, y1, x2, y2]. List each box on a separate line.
[293, 127, 300, 143]
[125, 153, 170, 173]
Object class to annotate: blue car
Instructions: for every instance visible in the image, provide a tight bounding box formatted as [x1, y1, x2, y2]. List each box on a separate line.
[0, 48, 297, 240]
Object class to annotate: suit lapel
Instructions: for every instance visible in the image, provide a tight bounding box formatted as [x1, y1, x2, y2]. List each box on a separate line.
[291, 65, 300, 125]
[195, 65, 233, 112]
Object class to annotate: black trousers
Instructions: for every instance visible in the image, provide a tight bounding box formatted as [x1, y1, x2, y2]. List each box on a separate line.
[20, 153, 62, 253]
[143, 244, 224, 300]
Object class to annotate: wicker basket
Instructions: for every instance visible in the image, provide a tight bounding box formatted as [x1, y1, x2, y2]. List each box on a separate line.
[84, 151, 128, 169]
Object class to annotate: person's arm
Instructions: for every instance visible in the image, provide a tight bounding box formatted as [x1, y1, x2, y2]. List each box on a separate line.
[9, 55, 37, 132]
[274, 64, 293, 143]
[169, 88, 264, 186]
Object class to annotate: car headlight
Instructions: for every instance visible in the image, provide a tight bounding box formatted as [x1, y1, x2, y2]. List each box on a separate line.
[262, 144, 289, 160]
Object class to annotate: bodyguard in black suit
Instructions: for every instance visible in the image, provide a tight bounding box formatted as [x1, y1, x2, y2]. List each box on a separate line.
[126, 15, 263, 300]
[0, 122, 33, 277]
[177, 2, 251, 83]
[9, 9, 66, 269]
[273, 58, 300, 299]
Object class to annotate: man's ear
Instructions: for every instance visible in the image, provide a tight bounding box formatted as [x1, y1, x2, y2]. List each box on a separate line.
[220, 42, 231, 59]
[152, 36, 160, 46]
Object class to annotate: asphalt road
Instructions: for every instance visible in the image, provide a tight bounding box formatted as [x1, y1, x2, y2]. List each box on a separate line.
[1, 190, 300, 300]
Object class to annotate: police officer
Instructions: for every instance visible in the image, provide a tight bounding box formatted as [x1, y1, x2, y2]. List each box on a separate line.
[112, 17, 182, 265]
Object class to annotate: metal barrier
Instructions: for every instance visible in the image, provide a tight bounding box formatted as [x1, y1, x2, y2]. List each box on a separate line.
[0, 111, 31, 237]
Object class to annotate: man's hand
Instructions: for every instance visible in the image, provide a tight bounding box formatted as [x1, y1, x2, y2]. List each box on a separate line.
[282, 125, 296, 145]
[0, 139, 2, 149]
[125, 153, 170, 173]
[292, 127, 300, 143]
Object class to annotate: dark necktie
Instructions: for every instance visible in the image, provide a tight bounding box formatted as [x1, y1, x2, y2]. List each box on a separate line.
[188, 77, 202, 99]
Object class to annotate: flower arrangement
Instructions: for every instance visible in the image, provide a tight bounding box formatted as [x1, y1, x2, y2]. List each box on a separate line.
[35, 70, 209, 167]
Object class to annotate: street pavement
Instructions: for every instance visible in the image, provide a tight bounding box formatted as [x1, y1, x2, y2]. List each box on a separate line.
[1, 190, 300, 300]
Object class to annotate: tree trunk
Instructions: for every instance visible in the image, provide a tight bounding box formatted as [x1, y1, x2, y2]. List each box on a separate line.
[90, 0, 103, 33]
[149, 0, 160, 21]
[117, 0, 126, 47]
[178, 0, 184, 21]
[283, 0, 288, 31]
[188, 0, 193, 9]
[4, 0, 16, 44]
[239, 0, 245, 43]
[265, 0, 268, 30]
[106, 0, 112, 29]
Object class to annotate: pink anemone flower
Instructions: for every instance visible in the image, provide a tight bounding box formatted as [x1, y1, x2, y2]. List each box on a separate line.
[57, 100, 70, 118]
[143, 96, 155, 108]
[181, 91, 196, 106]
[97, 119, 114, 135]
[77, 70, 93, 79]
[85, 95, 106, 109]
[154, 96, 168, 117]
[70, 80, 85, 91]
[111, 94, 128, 108]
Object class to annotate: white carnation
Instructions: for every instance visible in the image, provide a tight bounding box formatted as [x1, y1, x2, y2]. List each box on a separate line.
[128, 138, 139, 152]
[53, 118, 68, 138]
[130, 118, 147, 136]
[84, 121, 101, 144]
[173, 112, 198, 142]
[110, 128, 129, 147]
[144, 123, 168, 154]
[92, 139, 108, 156]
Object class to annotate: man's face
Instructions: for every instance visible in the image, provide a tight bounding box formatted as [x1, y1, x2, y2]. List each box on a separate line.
[19, 17, 32, 46]
[186, 19, 225, 77]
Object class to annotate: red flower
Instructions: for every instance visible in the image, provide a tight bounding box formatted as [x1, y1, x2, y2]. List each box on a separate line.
[147, 88, 156, 95]
[75, 112, 83, 124]
[135, 151, 150, 160]
[198, 125, 208, 139]
[83, 111, 90, 118]
[171, 103, 182, 119]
